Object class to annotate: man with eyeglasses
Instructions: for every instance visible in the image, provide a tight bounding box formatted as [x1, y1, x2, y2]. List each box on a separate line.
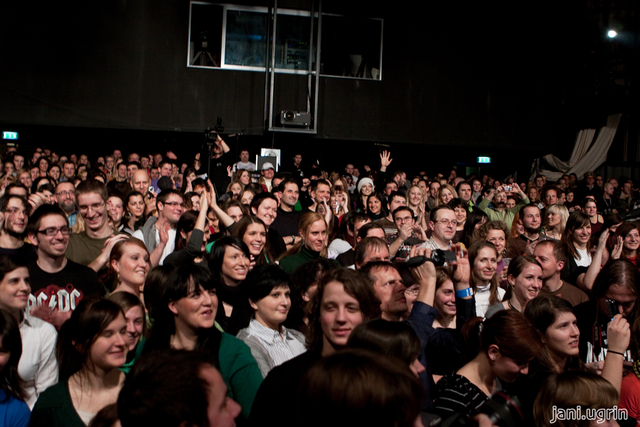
[388, 206, 427, 261]
[26, 205, 103, 329]
[421, 205, 458, 251]
[54, 182, 78, 226]
[132, 188, 184, 266]
[66, 180, 128, 269]
[0, 194, 37, 262]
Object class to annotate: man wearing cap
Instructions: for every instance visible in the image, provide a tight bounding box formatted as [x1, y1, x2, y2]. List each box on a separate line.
[260, 162, 275, 191]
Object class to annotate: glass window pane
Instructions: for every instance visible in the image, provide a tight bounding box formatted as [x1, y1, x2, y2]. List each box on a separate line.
[275, 14, 312, 71]
[321, 15, 383, 80]
[224, 10, 268, 67]
[189, 3, 223, 68]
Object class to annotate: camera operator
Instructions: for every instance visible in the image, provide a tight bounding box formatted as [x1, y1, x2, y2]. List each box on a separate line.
[196, 128, 233, 196]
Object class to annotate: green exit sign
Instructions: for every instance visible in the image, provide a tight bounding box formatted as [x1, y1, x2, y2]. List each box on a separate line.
[477, 156, 491, 164]
[2, 132, 18, 140]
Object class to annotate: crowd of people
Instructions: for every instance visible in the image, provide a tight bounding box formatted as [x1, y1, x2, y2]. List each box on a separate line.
[0, 137, 639, 427]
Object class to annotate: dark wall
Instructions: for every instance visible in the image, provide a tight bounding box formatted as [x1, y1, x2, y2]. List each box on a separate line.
[0, 0, 587, 163]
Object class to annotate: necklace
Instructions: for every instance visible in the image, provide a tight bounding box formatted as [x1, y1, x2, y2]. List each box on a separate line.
[507, 300, 520, 312]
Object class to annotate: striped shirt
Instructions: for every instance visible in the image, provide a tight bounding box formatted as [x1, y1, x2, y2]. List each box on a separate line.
[247, 319, 306, 368]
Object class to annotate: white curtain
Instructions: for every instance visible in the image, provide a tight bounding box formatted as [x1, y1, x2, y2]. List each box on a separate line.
[532, 114, 622, 182]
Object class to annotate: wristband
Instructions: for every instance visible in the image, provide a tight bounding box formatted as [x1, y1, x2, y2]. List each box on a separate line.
[455, 287, 474, 298]
[607, 349, 625, 356]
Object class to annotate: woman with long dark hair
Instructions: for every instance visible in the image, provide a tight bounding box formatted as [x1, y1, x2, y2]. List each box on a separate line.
[0, 308, 29, 427]
[355, 177, 374, 213]
[30, 299, 128, 427]
[232, 216, 273, 266]
[611, 222, 640, 268]
[467, 241, 504, 318]
[208, 236, 252, 334]
[365, 192, 386, 220]
[485, 256, 543, 318]
[142, 264, 262, 421]
[560, 212, 593, 286]
[123, 191, 146, 234]
[460, 209, 488, 248]
[434, 310, 542, 418]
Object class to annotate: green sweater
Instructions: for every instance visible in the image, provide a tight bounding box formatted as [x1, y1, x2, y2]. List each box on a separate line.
[29, 380, 85, 427]
[278, 246, 321, 275]
[478, 196, 530, 230]
[218, 333, 263, 419]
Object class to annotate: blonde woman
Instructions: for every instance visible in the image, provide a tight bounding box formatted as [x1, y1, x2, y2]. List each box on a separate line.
[437, 184, 458, 206]
[542, 203, 569, 241]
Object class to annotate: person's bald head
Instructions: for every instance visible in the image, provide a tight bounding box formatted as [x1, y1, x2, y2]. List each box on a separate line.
[131, 169, 151, 194]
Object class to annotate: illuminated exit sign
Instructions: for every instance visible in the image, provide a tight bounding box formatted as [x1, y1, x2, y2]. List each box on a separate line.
[2, 132, 18, 140]
[477, 156, 491, 164]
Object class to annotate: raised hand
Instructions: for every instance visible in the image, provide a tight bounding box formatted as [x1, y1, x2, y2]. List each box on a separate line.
[379, 151, 393, 171]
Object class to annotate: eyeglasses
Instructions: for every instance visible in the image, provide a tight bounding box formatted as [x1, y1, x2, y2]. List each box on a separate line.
[56, 190, 74, 197]
[38, 226, 71, 237]
[4, 207, 27, 217]
[435, 219, 458, 226]
[78, 202, 105, 213]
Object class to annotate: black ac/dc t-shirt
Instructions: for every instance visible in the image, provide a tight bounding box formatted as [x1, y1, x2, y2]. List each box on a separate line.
[27, 259, 105, 315]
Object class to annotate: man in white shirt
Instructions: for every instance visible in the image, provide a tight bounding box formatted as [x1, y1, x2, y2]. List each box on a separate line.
[233, 149, 256, 172]
[132, 189, 183, 266]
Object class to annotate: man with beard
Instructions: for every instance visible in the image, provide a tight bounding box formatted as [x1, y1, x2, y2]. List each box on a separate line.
[505, 203, 548, 258]
[54, 182, 78, 226]
[478, 183, 529, 232]
[0, 194, 37, 262]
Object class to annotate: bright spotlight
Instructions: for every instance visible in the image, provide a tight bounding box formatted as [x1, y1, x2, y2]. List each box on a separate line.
[608, 30, 618, 38]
